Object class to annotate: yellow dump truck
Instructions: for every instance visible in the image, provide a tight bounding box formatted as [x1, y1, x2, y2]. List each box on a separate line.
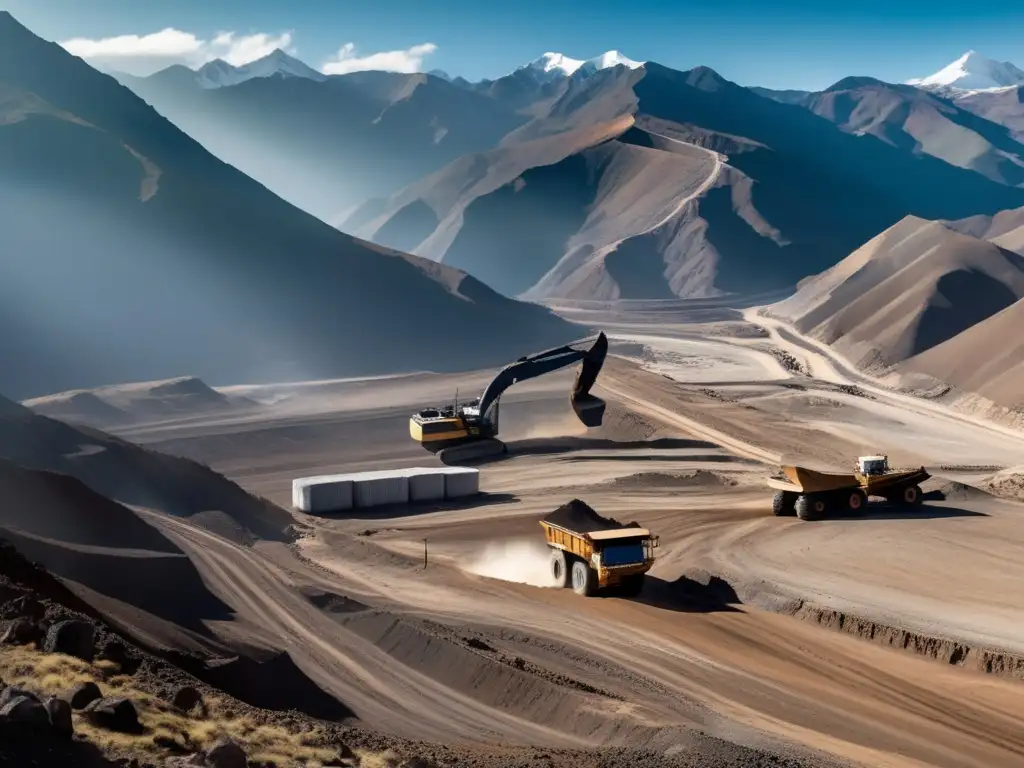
[767, 455, 930, 521]
[540, 499, 659, 597]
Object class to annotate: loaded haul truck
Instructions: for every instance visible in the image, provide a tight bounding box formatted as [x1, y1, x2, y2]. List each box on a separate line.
[541, 499, 658, 597]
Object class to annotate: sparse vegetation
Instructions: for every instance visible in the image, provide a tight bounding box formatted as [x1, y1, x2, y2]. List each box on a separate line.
[0, 644, 367, 766]
[768, 348, 807, 375]
[834, 383, 874, 399]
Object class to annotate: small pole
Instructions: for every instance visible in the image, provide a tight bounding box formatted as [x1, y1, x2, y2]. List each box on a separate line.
[423, 538, 428, 569]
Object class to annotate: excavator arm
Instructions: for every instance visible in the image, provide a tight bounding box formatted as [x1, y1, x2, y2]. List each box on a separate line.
[477, 331, 609, 429]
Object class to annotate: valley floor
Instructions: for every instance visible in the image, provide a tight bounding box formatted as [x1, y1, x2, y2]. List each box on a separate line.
[80, 301, 1024, 767]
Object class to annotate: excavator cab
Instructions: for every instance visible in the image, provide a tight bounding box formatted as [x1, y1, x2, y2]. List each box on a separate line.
[409, 332, 609, 460]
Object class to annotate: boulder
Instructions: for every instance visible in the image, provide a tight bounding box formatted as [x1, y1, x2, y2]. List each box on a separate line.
[0, 685, 37, 708]
[83, 696, 142, 733]
[68, 680, 102, 710]
[43, 619, 96, 662]
[0, 694, 51, 727]
[0, 592, 45, 621]
[8, 593, 45, 620]
[172, 685, 203, 713]
[44, 696, 74, 738]
[203, 737, 247, 768]
[323, 742, 356, 765]
[0, 618, 43, 646]
[98, 639, 133, 669]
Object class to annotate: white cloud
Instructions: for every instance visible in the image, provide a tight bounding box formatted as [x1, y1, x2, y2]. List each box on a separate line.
[59, 28, 296, 76]
[321, 42, 437, 75]
[207, 31, 295, 67]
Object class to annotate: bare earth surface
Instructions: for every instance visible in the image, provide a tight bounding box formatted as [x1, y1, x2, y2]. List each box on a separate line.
[97, 301, 1024, 768]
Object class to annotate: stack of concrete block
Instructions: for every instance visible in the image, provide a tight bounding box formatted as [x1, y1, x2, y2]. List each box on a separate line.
[292, 466, 480, 514]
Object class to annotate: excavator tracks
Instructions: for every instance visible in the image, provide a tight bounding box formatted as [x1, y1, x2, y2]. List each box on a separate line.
[438, 438, 508, 466]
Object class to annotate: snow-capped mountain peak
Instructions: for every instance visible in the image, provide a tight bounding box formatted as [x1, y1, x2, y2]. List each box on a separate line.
[523, 52, 585, 78]
[192, 49, 326, 89]
[907, 50, 1024, 93]
[515, 50, 644, 83]
[583, 51, 643, 71]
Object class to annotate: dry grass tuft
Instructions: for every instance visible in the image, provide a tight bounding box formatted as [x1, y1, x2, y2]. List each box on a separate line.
[0, 644, 384, 766]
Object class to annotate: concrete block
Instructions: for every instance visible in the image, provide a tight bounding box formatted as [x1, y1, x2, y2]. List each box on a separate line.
[402, 468, 446, 502]
[292, 475, 354, 513]
[437, 467, 480, 499]
[353, 470, 410, 508]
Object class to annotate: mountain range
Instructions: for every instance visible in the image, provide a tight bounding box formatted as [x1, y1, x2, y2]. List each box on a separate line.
[113, 48, 646, 221]
[0, 11, 580, 399]
[352, 64, 1024, 301]
[769, 205, 1024, 412]
[907, 50, 1024, 93]
[113, 44, 1024, 304]
[10, 6, 1024, 398]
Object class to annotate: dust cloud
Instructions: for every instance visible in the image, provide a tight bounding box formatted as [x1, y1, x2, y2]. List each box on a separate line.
[507, 410, 589, 442]
[465, 538, 560, 588]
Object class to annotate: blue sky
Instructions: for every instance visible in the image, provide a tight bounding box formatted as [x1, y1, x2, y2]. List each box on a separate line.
[3, 0, 1024, 89]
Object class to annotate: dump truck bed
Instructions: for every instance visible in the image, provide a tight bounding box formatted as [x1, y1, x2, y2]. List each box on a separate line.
[539, 503, 649, 559]
[767, 464, 930, 495]
[541, 498, 642, 537]
[768, 465, 859, 494]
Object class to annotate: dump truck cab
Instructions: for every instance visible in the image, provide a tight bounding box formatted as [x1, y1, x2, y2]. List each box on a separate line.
[540, 499, 659, 597]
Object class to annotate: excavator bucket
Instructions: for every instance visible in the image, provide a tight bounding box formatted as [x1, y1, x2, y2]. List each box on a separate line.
[571, 332, 609, 428]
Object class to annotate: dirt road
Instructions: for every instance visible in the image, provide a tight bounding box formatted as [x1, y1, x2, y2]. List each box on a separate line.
[105, 303, 1024, 768]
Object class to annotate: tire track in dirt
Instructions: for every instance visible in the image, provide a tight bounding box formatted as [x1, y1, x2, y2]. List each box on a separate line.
[143, 511, 599, 747]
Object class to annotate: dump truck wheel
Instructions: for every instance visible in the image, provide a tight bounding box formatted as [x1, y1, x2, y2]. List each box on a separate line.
[903, 484, 923, 507]
[846, 489, 867, 515]
[772, 490, 797, 517]
[570, 560, 596, 597]
[795, 494, 827, 521]
[549, 549, 570, 588]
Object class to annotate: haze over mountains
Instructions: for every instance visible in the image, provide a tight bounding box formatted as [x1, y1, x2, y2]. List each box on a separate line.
[10, 4, 1024, 403]
[112, 40, 1024, 304]
[0, 11, 580, 400]
[354, 64, 1024, 301]
[114, 48, 647, 221]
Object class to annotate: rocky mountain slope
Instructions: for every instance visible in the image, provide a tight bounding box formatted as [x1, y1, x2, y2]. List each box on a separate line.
[907, 50, 1024, 93]
[118, 50, 653, 224]
[899, 52, 1024, 146]
[796, 77, 1024, 187]
[943, 205, 1024, 253]
[953, 86, 1024, 143]
[767, 215, 1024, 410]
[0, 12, 581, 400]
[0, 392, 292, 543]
[118, 65, 531, 221]
[357, 64, 1024, 301]
[22, 376, 254, 429]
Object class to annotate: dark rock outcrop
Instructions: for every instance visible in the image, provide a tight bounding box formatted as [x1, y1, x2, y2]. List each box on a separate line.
[1, 617, 43, 645]
[203, 737, 248, 768]
[171, 685, 203, 713]
[68, 681, 102, 710]
[43, 619, 95, 662]
[44, 697, 73, 739]
[82, 697, 142, 734]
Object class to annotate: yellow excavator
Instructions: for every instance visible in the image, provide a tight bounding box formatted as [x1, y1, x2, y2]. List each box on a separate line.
[409, 332, 609, 463]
